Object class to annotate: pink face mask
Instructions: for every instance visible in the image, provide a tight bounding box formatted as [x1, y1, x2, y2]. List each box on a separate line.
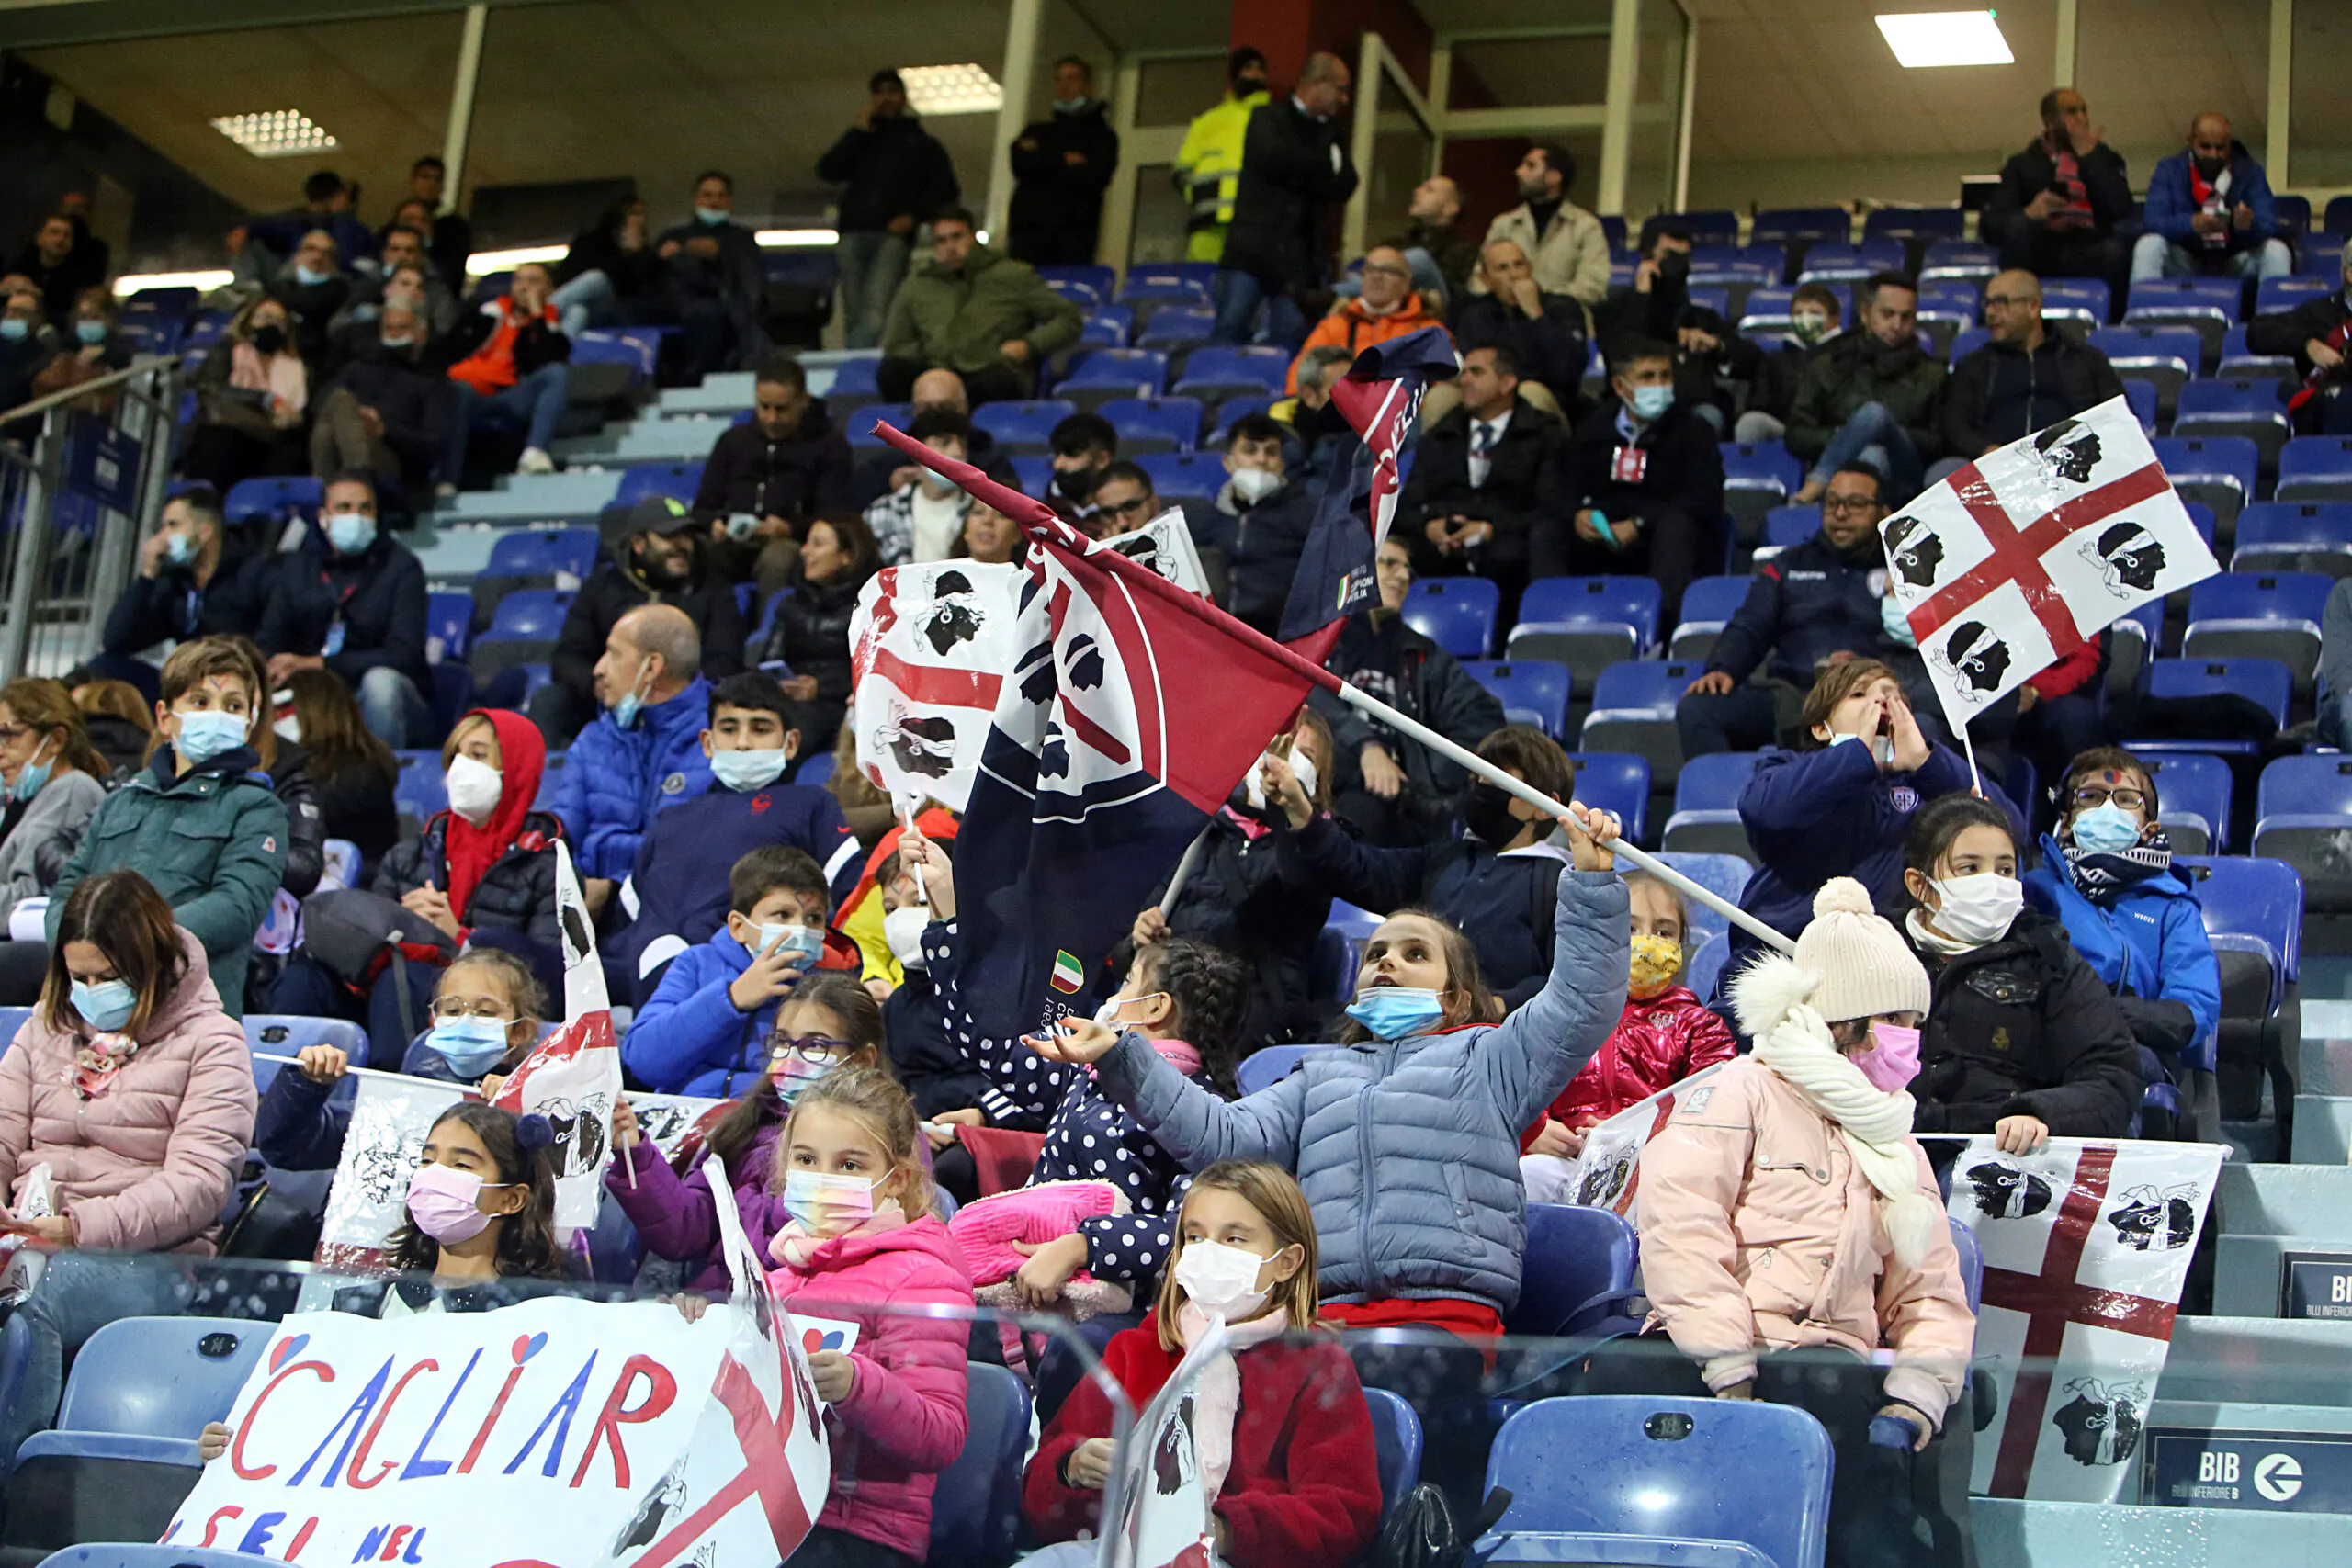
[405, 1163, 504, 1245]
[1853, 1022, 1921, 1091]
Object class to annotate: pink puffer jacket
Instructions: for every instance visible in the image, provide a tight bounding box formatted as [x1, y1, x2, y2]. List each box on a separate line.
[0, 928, 256, 1255]
[1634, 1057, 1974, 1424]
[768, 1215, 974, 1559]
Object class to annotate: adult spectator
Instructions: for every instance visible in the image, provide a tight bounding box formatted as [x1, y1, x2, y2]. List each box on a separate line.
[180, 296, 309, 492]
[1045, 411, 1118, 522]
[819, 70, 962, 351]
[756, 514, 882, 751]
[866, 407, 976, 567]
[29, 288, 133, 416]
[1400, 344, 1558, 619]
[309, 302, 447, 506]
[1474, 143, 1611, 308]
[1596, 221, 1694, 343]
[956, 499, 1027, 565]
[1091, 460, 1231, 604]
[1543, 335, 1724, 626]
[38, 640, 288, 1016]
[1985, 88, 2132, 285]
[0, 870, 255, 1470]
[7, 213, 105, 328]
[1172, 49, 1271, 265]
[243, 169, 376, 277]
[1217, 412, 1320, 634]
[439, 260, 569, 489]
[1008, 56, 1120, 267]
[266, 229, 353, 362]
[256, 474, 432, 749]
[1596, 222, 1754, 431]
[328, 225, 460, 342]
[1451, 239, 1589, 419]
[1268, 343, 1351, 445]
[1733, 282, 1841, 445]
[550, 197, 668, 336]
[854, 367, 1023, 505]
[1284, 245, 1446, 393]
[0, 679, 110, 925]
[534, 496, 748, 748]
[394, 154, 472, 289]
[2134, 112, 2289, 284]
[692, 353, 853, 595]
[277, 667, 401, 872]
[1936, 270, 2124, 473]
[1214, 52, 1357, 349]
[1784, 272, 1942, 503]
[1678, 464, 1907, 758]
[65, 675, 152, 774]
[876, 207, 1082, 404]
[0, 288, 52, 414]
[2246, 237, 2351, 435]
[98, 488, 276, 697]
[656, 170, 770, 382]
[1390, 175, 1479, 315]
[323, 259, 450, 372]
[549, 605, 715, 913]
[1309, 537, 1505, 848]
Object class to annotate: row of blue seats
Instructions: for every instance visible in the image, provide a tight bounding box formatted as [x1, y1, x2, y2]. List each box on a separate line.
[830, 344, 1293, 412]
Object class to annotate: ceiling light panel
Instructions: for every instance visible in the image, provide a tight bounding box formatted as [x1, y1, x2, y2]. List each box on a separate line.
[899, 64, 1003, 116]
[1874, 11, 2015, 68]
[210, 109, 339, 157]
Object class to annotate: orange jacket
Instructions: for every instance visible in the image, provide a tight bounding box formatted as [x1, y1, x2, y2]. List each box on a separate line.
[1284, 291, 1450, 392]
[448, 296, 565, 396]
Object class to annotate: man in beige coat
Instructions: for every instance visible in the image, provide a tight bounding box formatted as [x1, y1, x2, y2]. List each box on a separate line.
[1473, 143, 1611, 307]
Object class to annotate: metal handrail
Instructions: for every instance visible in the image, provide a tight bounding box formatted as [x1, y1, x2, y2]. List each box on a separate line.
[0, 351, 187, 427]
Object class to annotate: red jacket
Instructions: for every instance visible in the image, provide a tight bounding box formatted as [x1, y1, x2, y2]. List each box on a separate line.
[448, 295, 566, 395]
[1544, 985, 1738, 1132]
[1025, 1327, 1382, 1568]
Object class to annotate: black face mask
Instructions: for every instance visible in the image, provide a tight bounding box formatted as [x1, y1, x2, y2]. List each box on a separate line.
[251, 323, 288, 355]
[2193, 153, 2228, 180]
[1052, 465, 1098, 502]
[1462, 782, 1526, 851]
[1657, 252, 1690, 285]
[1237, 75, 1267, 96]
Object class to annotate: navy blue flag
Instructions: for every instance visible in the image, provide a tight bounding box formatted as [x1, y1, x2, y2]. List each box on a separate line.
[1276, 327, 1460, 652]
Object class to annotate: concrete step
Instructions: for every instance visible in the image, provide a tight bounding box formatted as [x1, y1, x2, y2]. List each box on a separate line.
[2217, 1163, 2352, 1237]
[2290, 1096, 2352, 1163]
[2160, 1317, 2352, 1405]
[2214, 1235, 2352, 1315]
[432, 468, 620, 525]
[656, 371, 758, 413]
[555, 415, 729, 464]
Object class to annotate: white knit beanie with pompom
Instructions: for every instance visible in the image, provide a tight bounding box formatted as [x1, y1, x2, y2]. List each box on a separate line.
[1793, 878, 1931, 1026]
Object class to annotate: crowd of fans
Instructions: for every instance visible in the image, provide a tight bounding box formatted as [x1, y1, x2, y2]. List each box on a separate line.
[0, 49, 2343, 1568]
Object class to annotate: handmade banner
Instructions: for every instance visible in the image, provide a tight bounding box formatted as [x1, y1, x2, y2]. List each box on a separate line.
[1103, 512, 1212, 600]
[174, 1171, 830, 1568]
[1878, 396, 2219, 743]
[1107, 1314, 1225, 1568]
[1944, 1135, 2225, 1502]
[850, 559, 1025, 811]
[1551, 1063, 1733, 1221]
[494, 840, 622, 1228]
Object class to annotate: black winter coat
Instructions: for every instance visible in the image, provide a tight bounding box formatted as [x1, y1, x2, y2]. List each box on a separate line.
[761, 571, 871, 710]
[375, 809, 564, 949]
[1906, 910, 2142, 1138]
[1222, 98, 1358, 288]
[1706, 532, 1905, 688]
[690, 411, 854, 527]
[1400, 402, 1562, 575]
[1222, 469, 1323, 635]
[1008, 102, 1120, 267]
[265, 742, 326, 900]
[257, 531, 432, 691]
[1538, 400, 1724, 577]
[101, 548, 277, 658]
[1149, 812, 1332, 1050]
[1310, 610, 1506, 808]
[308, 754, 401, 872]
[322, 344, 448, 479]
[548, 542, 748, 707]
[1450, 292, 1589, 405]
[1939, 329, 2125, 458]
[882, 970, 990, 1120]
[1745, 339, 1824, 425]
[815, 116, 961, 234]
[1986, 138, 2133, 243]
[2246, 287, 2351, 431]
[554, 218, 670, 301]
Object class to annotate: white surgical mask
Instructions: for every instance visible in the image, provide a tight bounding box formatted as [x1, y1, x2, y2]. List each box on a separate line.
[1229, 467, 1281, 504]
[1926, 873, 2023, 948]
[883, 904, 931, 970]
[1173, 1237, 1275, 1321]
[445, 753, 504, 826]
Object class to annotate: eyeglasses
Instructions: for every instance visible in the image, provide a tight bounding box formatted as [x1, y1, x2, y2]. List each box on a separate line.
[0, 726, 25, 744]
[1104, 495, 1155, 519]
[2070, 785, 2146, 810]
[774, 1034, 854, 1064]
[429, 998, 517, 1021]
[1821, 495, 1882, 515]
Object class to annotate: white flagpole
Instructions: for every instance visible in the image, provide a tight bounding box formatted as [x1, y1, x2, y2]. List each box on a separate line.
[1956, 719, 1985, 797]
[1327, 681, 1799, 956]
[1158, 827, 1214, 916]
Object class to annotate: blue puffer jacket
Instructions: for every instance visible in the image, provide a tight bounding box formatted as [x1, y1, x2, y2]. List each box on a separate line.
[2142, 143, 2278, 253]
[622, 928, 783, 1097]
[2023, 835, 2222, 1054]
[1094, 866, 1628, 1314]
[547, 676, 715, 881]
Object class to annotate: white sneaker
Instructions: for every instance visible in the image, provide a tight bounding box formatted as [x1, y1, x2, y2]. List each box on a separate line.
[433, 481, 458, 503]
[517, 446, 556, 475]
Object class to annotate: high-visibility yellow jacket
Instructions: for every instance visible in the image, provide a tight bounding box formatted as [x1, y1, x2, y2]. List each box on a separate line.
[1172, 89, 1270, 262]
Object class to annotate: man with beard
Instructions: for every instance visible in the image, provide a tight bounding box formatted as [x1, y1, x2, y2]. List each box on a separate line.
[1935, 270, 2124, 483]
[2132, 112, 2290, 284]
[1679, 464, 1917, 757]
[531, 497, 748, 747]
[1984, 87, 2132, 285]
[1472, 142, 1611, 307]
[1786, 272, 1944, 504]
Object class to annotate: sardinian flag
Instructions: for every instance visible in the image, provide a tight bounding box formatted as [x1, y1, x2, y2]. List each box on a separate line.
[492, 839, 622, 1228]
[850, 560, 1024, 811]
[1280, 328, 1461, 655]
[1944, 1135, 2224, 1502]
[1881, 396, 2219, 739]
[872, 421, 1330, 1039]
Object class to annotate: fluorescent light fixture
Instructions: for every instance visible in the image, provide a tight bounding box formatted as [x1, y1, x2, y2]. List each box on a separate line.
[755, 228, 841, 247]
[1875, 11, 2014, 67]
[463, 244, 568, 276]
[210, 109, 338, 157]
[899, 63, 1003, 116]
[113, 270, 233, 298]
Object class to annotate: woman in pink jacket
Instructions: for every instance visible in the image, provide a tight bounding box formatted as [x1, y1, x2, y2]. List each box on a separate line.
[765, 1066, 972, 1568]
[1593, 878, 1976, 1568]
[0, 869, 256, 1466]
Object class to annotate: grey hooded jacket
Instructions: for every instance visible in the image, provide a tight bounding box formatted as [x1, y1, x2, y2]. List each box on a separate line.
[1095, 865, 1628, 1314]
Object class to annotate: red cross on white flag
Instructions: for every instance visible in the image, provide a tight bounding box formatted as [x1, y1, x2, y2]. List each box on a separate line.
[1880, 396, 2220, 742]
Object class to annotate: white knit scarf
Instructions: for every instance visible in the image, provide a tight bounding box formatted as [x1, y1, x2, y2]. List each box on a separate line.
[1175, 1303, 1291, 1500]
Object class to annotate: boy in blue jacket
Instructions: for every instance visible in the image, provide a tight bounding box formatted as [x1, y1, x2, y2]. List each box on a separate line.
[2023, 747, 2221, 1064]
[606, 671, 861, 1000]
[622, 845, 830, 1096]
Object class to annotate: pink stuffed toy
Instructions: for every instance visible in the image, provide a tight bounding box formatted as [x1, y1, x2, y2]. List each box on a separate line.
[948, 1179, 1134, 1319]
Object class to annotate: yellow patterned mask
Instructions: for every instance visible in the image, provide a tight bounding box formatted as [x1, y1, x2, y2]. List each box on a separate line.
[1627, 933, 1684, 999]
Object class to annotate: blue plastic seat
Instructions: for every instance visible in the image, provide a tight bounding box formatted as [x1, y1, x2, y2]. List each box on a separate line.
[2042, 278, 2113, 326]
[1687, 931, 1731, 1003]
[2232, 501, 2352, 576]
[1945, 325, 1992, 364]
[1098, 395, 1204, 455]
[1464, 660, 1571, 738]
[2177, 855, 2302, 1024]
[483, 587, 574, 641]
[2218, 322, 2295, 381]
[1562, 752, 1651, 843]
[2272, 196, 2312, 236]
[1643, 210, 1738, 247]
[220, 475, 322, 528]
[1114, 275, 1211, 307]
[1919, 240, 1998, 281]
[1476, 1395, 1834, 1568]
[1364, 1388, 1425, 1524]
[1521, 576, 1664, 649]
[1510, 1204, 1642, 1337]
[2094, 326, 2202, 414]
[425, 591, 472, 661]
[1056, 348, 1168, 398]
[2174, 378, 2293, 466]
[1175, 345, 1292, 401]
[829, 356, 881, 398]
[1669, 575, 1755, 660]
[1795, 239, 1904, 282]
[2278, 435, 2352, 502]
[2253, 759, 2352, 910]
[611, 462, 703, 510]
[1751, 208, 1849, 247]
[567, 330, 650, 379]
[1127, 261, 1218, 290]
[2151, 434, 2260, 525]
[243, 1016, 368, 1087]
[970, 399, 1079, 456]
[391, 749, 451, 827]
[1580, 659, 1700, 730]
[1035, 263, 1115, 302]
[1720, 441, 1802, 509]
[2181, 570, 2331, 688]
[2140, 752, 2233, 853]
[1950, 1217, 1984, 1313]
[1211, 393, 1275, 443]
[1133, 450, 1224, 500]
[2122, 378, 2157, 435]
[2256, 274, 2335, 315]
[2125, 277, 2243, 366]
[1759, 504, 1816, 552]
[2129, 658, 2291, 757]
[1663, 751, 1765, 862]
[1075, 312, 1126, 349]
[1237, 1043, 1333, 1097]
[1136, 306, 1216, 347]
[1866, 208, 1965, 243]
[485, 525, 600, 581]
[1402, 577, 1500, 658]
[1654, 852, 1754, 947]
[927, 1363, 1031, 1568]
[844, 401, 914, 446]
[15, 1317, 267, 1470]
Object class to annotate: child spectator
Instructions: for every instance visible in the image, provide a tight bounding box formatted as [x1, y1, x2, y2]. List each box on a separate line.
[0, 871, 257, 1466]
[607, 672, 861, 1002]
[614, 972, 884, 1295]
[1023, 1161, 1383, 1568]
[276, 666, 401, 872]
[1283, 724, 1578, 1008]
[2022, 747, 2221, 1069]
[1522, 871, 1736, 1199]
[30, 640, 288, 1016]
[624, 846, 833, 1096]
[1607, 879, 1975, 1568]
[66, 675, 153, 774]
[873, 840, 989, 1121]
[1033, 807, 1626, 1359]
[0, 678, 110, 926]
[764, 1066, 972, 1568]
[1901, 794, 2140, 1146]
